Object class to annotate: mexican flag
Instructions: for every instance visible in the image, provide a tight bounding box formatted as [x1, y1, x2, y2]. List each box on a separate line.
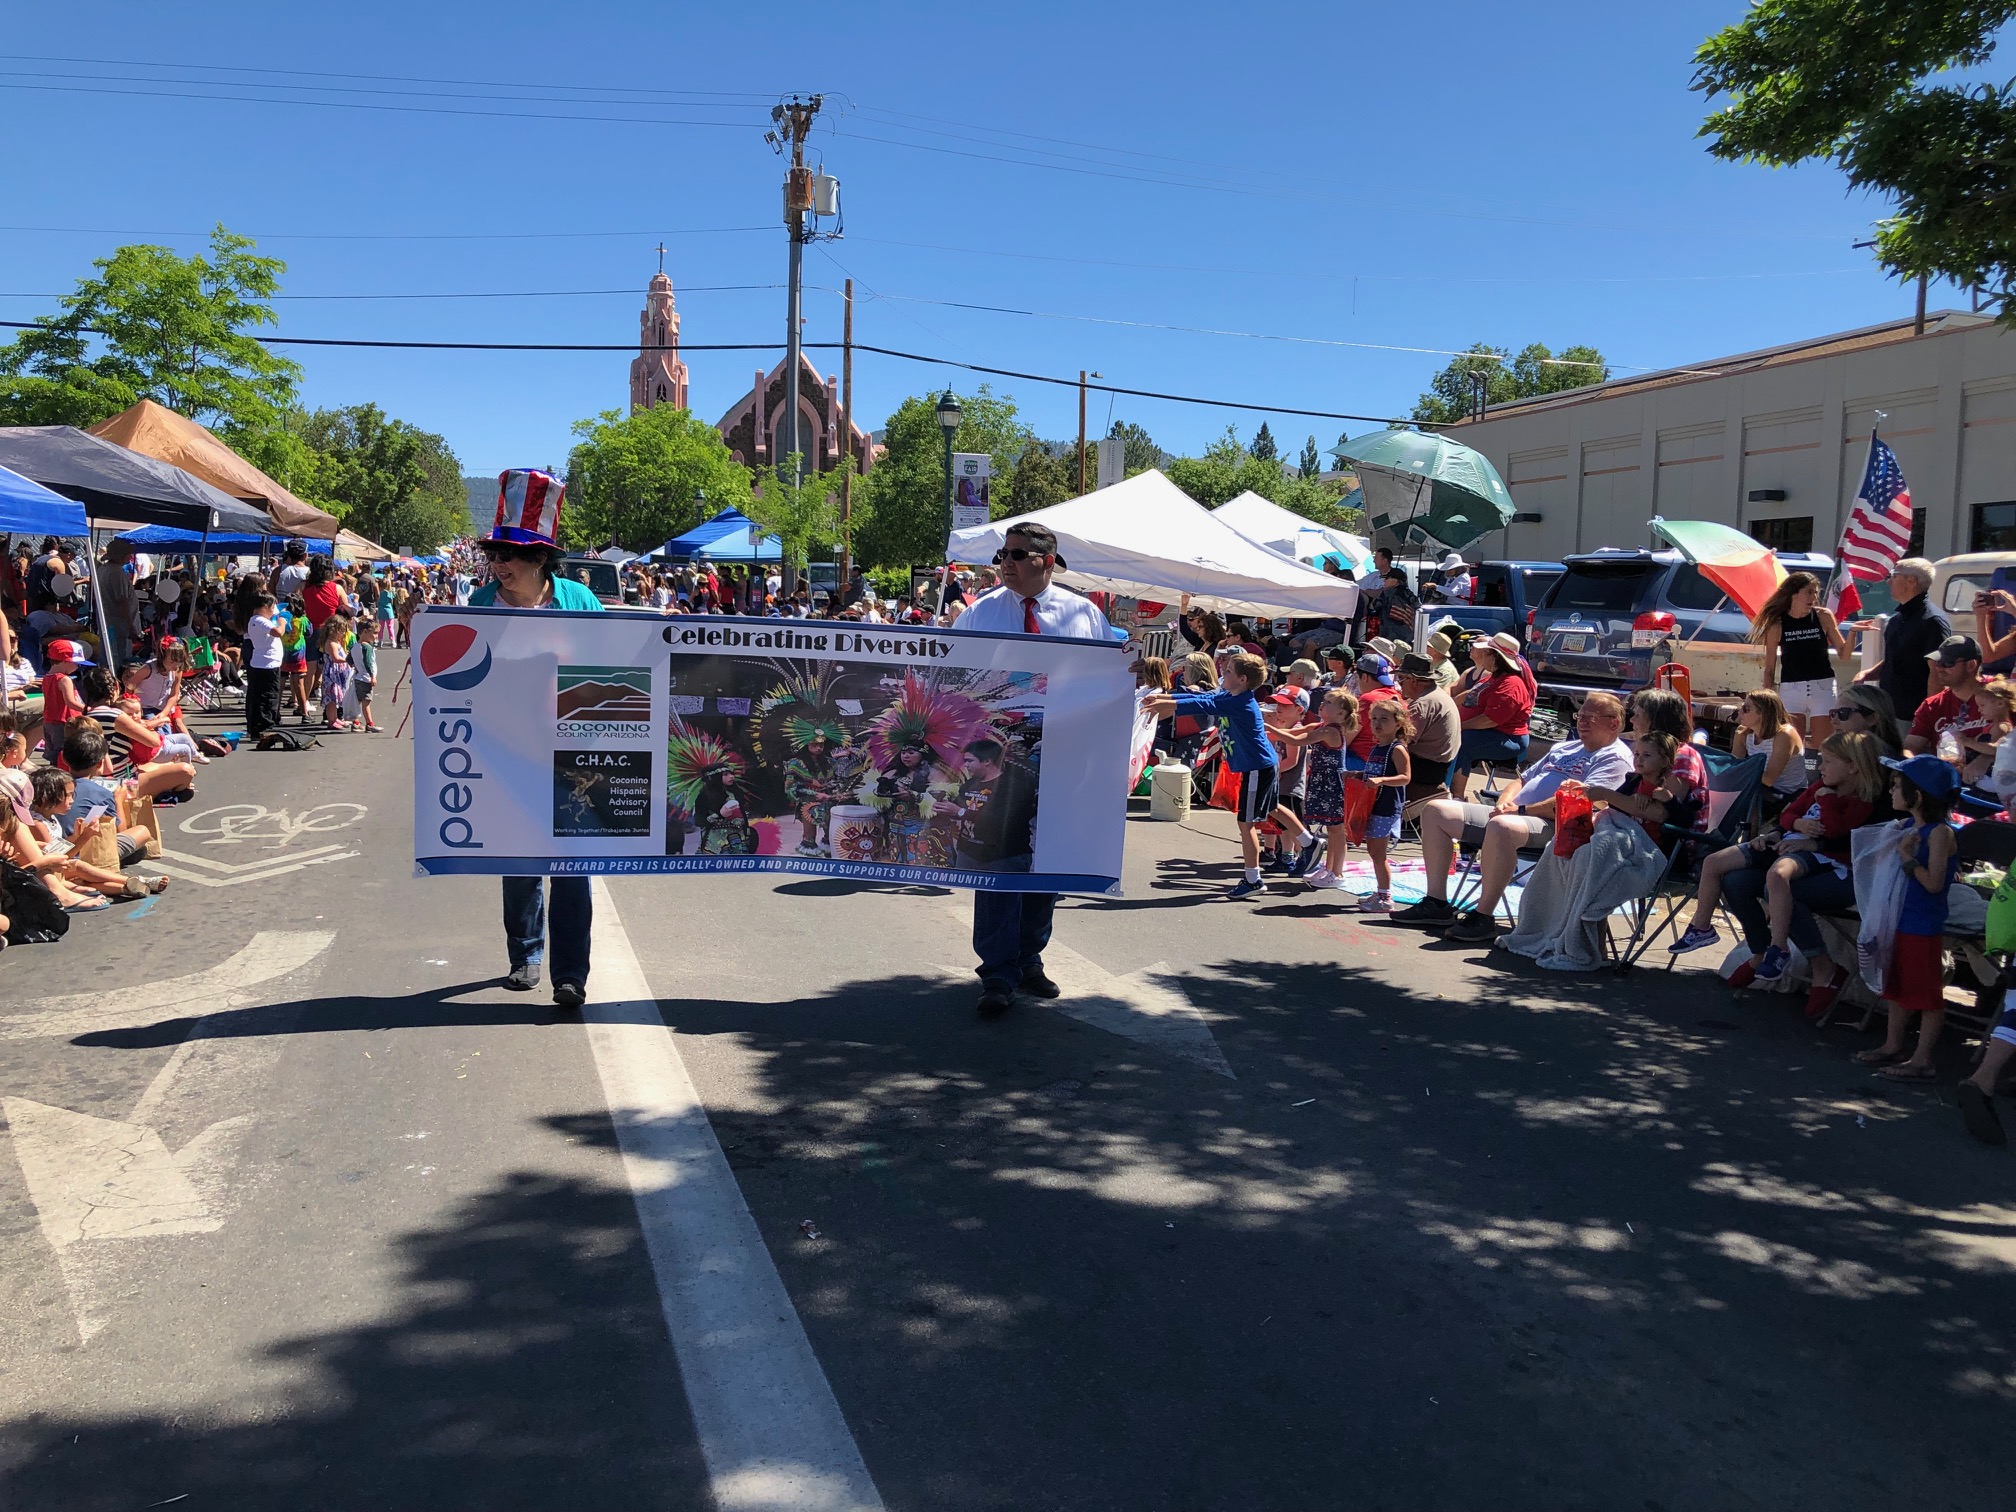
[1649, 518, 1785, 620]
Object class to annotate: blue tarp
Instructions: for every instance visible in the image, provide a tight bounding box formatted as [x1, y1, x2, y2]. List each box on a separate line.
[0, 463, 89, 536]
[114, 525, 333, 554]
[653, 506, 782, 562]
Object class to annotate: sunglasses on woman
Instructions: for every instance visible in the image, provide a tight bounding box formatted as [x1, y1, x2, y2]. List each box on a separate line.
[481, 544, 541, 563]
[991, 547, 1049, 564]
[1830, 704, 1871, 720]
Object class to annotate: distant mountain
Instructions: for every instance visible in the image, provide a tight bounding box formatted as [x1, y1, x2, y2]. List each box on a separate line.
[463, 476, 492, 535]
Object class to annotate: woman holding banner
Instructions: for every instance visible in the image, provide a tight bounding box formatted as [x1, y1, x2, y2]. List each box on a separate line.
[469, 469, 602, 1014]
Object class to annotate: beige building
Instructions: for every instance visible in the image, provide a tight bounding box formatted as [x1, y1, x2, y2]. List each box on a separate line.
[1432, 310, 2016, 566]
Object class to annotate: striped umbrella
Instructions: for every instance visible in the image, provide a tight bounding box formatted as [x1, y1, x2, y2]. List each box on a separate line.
[1649, 517, 1785, 619]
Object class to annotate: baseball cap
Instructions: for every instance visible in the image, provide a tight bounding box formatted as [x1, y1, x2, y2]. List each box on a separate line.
[1324, 644, 1355, 665]
[45, 638, 93, 667]
[1881, 752, 1960, 800]
[1927, 634, 1982, 665]
[1287, 658, 1321, 680]
[1268, 689, 1305, 707]
[1357, 652, 1396, 688]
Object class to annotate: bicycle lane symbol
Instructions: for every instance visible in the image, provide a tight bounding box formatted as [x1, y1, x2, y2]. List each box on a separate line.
[178, 803, 370, 848]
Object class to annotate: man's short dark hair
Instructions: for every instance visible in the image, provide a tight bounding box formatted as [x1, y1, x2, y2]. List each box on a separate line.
[284, 541, 307, 560]
[1384, 569, 1407, 584]
[965, 736, 1007, 764]
[1004, 523, 1059, 557]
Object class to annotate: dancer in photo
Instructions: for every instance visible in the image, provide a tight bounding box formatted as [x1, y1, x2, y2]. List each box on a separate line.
[782, 720, 849, 857]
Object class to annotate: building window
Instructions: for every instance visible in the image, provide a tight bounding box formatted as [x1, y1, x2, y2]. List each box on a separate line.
[1747, 516, 1814, 552]
[1971, 502, 2016, 552]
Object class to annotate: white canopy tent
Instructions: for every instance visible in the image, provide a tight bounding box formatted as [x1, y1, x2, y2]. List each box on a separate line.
[1212, 490, 1374, 577]
[946, 470, 1359, 619]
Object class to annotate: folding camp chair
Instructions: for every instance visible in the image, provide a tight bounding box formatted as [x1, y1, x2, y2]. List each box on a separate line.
[1607, 750, 1767, 972]
[176, 634, 224, 711]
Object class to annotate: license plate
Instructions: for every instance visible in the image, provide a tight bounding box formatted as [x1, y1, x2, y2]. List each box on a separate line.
[1631, 630, 1660, 649]
[1558, 633, 1590, 654]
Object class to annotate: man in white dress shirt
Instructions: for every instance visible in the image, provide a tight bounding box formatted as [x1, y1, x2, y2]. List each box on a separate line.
[953, 523, 1111, 1016]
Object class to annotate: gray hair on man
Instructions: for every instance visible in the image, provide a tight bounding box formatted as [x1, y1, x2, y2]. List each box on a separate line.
[1893, 557, 1935, 591]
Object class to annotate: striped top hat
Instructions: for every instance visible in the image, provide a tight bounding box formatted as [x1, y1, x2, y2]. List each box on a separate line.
[487, 468, 566, 548]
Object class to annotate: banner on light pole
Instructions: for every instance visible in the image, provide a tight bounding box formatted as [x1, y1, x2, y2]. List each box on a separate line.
[951, 452, 992, 532]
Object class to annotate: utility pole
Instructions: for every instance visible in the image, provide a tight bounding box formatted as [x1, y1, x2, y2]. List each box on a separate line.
[1078, 370, 1089, 495]
[838, 278, 853, 597]
[769, 95, 823, 491]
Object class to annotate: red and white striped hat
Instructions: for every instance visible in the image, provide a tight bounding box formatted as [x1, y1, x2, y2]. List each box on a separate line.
[486, 468, 566, 548]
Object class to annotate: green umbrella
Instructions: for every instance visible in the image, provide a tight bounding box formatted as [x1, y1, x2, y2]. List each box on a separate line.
[1330, 426, 1515, 553]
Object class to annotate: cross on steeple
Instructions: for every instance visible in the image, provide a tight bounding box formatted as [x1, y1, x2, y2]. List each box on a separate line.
[655, 242, 667, 274]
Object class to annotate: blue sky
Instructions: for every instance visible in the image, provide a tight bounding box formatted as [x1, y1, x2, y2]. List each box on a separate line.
[0, 1, 1941, 476]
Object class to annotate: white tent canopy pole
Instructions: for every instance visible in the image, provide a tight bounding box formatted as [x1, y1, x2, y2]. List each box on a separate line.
[947, 470, 1359, 620]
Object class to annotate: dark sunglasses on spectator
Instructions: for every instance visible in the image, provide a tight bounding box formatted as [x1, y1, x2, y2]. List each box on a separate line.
[1831, 705, 1869, 719]
[481, 543, 541, 562]
[991, 547, 1050, 564]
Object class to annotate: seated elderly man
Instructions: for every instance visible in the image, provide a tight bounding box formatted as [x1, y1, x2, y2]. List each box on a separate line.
[1393, 691, 1633, 944]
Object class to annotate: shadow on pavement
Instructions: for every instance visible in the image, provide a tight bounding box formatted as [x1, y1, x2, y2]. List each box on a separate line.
[13, 955, 2015, 1510]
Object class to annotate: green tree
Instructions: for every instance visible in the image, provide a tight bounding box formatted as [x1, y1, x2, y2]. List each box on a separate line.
[1251, 421, 1278, 462]
[745, 453, 852, 589]
[1693, 0, 2016, 316]
[295, 404, 469, 552]
[0, 226, 300, 435]
[854, 386, 1033, 567]
[1107, 419, 1166, 474]
[1411, 341, 1609, 423]
[1001, 436, 1073, 516]
[1166, 426, 1359, 527]
[563, 404, 752, 553]
[1297, 434, 1322, 478]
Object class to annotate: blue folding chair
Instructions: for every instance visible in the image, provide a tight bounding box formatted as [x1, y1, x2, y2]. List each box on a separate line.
[1608, 750, 1767, 972]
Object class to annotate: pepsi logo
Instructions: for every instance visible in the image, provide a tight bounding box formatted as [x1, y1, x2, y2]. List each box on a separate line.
[420, 624, 493, 691]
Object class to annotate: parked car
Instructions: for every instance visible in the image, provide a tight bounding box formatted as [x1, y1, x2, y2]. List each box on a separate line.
[1527, 547, 1836, 713]
[557, 555, 623, 606]
[1422, 560, 1563, 643]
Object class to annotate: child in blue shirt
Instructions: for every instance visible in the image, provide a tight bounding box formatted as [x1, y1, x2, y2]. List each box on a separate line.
[1144, 651, 1320, 899]
[1857, 754, 1959, 1081]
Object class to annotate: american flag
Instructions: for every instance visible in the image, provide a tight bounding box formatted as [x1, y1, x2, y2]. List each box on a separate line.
[1826, 434, 1913, 619]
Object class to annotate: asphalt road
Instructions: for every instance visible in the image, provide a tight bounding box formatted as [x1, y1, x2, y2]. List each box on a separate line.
[3, 650, 2013, 1511]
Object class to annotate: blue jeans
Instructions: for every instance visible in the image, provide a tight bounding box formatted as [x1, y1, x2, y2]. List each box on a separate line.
[1720, 859, 1854, 955]
[971, 854, 1055, 989]
[501, 876, 592, 986]
[1456, 728, 1529, 770]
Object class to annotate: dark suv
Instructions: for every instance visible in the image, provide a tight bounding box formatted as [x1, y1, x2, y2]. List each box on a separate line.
[1527, 547, 1835, 707]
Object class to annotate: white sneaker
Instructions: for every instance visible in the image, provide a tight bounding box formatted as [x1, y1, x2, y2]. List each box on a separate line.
[1303, 864, 1335, 887]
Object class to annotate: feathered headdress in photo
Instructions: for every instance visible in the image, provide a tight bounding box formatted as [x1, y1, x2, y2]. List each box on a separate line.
[666, 724, 749, 818]
[865, 671, 994, 773]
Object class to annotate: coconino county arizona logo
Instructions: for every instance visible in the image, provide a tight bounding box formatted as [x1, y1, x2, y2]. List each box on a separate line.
[419, 624, 493, 691]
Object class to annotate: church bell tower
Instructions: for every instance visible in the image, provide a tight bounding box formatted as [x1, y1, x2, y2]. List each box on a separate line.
[628, 246, 690, 413]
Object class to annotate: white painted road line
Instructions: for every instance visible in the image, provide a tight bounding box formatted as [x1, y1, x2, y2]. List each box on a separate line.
[583, 878, 884, 1512]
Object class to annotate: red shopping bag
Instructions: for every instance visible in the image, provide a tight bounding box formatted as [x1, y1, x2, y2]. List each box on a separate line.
[1208, 758, 1242, 812]
[1552, 780, 1594, 857]
[1342, 773, 1377, 845]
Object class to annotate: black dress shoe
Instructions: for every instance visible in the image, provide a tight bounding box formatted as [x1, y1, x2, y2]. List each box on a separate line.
[1019, 969, 1061, 999]
[977, 983, 1015, 1017]
[552, 980, 586, 1012]
[504, 962, 541, 991]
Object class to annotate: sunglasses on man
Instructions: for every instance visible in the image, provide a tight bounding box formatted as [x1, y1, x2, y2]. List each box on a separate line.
[991, 547, 1052, 565]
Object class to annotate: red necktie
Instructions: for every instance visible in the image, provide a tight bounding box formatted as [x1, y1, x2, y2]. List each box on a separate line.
[1022, 596, 1039, 635]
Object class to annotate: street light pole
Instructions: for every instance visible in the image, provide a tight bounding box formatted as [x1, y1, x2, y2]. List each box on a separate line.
[935, 389, 962, 613]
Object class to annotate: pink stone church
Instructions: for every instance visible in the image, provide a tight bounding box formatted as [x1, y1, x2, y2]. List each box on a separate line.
[628, 265, 875, 475]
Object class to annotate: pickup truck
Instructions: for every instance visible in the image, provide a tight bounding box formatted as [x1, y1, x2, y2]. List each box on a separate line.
[1420, 560, 1563, 643]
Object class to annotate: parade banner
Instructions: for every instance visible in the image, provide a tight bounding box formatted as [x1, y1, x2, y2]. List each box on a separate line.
[411, 606, 1134, 893]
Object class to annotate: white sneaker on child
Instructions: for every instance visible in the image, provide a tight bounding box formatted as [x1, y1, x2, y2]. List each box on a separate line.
[1302, 865, 1335, 887]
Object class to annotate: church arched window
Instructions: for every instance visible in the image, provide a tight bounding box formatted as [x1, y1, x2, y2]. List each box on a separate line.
[657, 384, 666, 401]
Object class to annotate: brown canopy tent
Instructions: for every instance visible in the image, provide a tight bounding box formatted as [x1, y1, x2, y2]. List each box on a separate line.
[336, 527, 392, 562]
[87, 399, 341, 539]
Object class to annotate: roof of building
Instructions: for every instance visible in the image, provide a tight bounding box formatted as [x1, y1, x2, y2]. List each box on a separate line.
[1435, 309, 1996, 425]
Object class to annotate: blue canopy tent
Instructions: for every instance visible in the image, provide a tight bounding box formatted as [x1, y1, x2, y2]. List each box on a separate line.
[0, 463, 89, 537]
[115, 525, 333, 554]
[652, 506, 782, 562]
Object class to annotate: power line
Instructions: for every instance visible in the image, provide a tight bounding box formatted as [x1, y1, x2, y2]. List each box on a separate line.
[0, 319, 1415, 424]
[0, 284, 800, 302]
[0, 67, 777, 112]
[0, 52, 788, 99]
[0, 223, 773, 242]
